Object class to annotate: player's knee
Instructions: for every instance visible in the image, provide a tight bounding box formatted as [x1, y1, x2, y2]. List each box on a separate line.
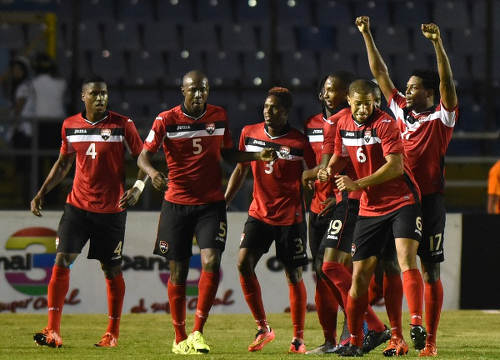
[383, 259, 401, 275]
[285, 267, 302, 284]
[422, 262, 440, 283]
[101, 264, 122, 279]
[55, 253, 78, 268]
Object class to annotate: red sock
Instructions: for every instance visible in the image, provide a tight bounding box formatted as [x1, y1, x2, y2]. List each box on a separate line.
[239, 274, 268, 328]
[167, 280, 187, 343]
[364, 304, 386, 332]
[402, 269, 424, 326]
[47, 265, 70, 334]
[384, 273, 403, 338]
[316, 277, 338, 344]
[346, 294, 368, 347]
[425, 279, 443, 345]
[368, 275, 383, 305]
[321, 261, 351, 308]
[105, 272, 125, 337]
[193, 270, 220, 333]
[289, 280, 307, 340]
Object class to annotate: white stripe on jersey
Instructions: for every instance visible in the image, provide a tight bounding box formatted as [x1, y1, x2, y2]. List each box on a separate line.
[67, 134, 124, 143]
[307, 134, 324, 143]
[166, 128, 225, 139]
[342, 136, 381, 147]
[244, 144, 304, 161]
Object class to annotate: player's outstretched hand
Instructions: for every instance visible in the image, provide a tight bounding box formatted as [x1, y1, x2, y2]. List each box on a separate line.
[31, 194, 43, 217]
[259, 148, 277, 162]
[334, 175, 360, 192]
[355, 16, 370, 33]
[151, 171, 168, 192]
[318, 197, 336, 216]
[421, 23, 440, 42]
[317, 167, 331, 182]
[119, 187, 142, 209]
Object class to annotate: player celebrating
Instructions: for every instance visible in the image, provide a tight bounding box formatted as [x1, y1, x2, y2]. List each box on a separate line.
[357, 16, 458, 356]
[137, 70, 275, 355]
[318, 79, 424, 357]
[31, 76, 146, 348]
[225, 87, 315, 354]
[303, 72, 352, 354]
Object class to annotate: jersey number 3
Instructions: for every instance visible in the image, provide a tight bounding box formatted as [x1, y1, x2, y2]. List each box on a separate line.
[86, 143, 97, 159]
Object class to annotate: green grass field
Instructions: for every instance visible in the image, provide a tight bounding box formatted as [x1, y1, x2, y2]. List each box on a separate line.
[1, 311, 499, 359]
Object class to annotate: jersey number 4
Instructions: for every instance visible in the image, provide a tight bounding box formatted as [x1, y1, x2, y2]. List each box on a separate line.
[86, 143, 97, 159]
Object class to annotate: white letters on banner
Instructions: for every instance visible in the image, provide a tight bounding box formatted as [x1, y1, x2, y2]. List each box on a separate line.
[0, 211, 462, 313]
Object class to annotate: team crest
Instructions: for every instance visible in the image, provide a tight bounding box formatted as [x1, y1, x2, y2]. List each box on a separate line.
[205, 122, 216, 135]
[159, 240, 169, 254]
[279, 145, 290, 157]
[101, 128, 112, 140]
[351, 243, 357, 256]
[363, 129, 372, 143]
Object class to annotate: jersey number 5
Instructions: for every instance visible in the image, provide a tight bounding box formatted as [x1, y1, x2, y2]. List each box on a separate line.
[86, 143, 97, 159]
[193, 138, 202, 154]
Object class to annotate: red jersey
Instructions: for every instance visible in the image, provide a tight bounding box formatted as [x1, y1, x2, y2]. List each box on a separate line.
[334, 108, 420, 216]
[304, 113, 335, 214]
[144, 104, 233, 205]
[60, 111, 143, 213]
[240, 123, 316, 226]
[388, 89, 458, 195]
[322, 108, 362, 203]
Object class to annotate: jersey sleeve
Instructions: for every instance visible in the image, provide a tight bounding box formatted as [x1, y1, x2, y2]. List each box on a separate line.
[124, 118, 144, 156]
[143, 113, 167, 153]
[322, 117, 337, 155]
[378, 117, 404, 157]
[388, 88, 406, 122]
[303, 139, 316, 169]
[488, 162, 500, 195]
[334, 119, 348, 158]
[222, 109, 234, 149]
[59, 121, 73, 154]
[435, 101, 458, 128]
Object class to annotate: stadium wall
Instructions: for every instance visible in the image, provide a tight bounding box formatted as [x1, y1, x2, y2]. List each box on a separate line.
[0, 211, 462, 314]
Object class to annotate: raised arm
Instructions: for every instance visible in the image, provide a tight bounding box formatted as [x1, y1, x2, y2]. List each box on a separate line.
[31, 152, 76, 216]
[224, 163, 250, 207]
[422, 23, 458, 109]
[356, 16, 396, 102]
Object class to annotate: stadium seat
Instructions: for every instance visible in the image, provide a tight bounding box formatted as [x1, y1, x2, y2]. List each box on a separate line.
[181, 23, 219, 52]
[81, 0, 116, 20]
[276, 0, 312, 25]
[450, 28, 486, 54]
[319, 50, 357, 76]
[167, 50, 204, 86]
[205, 51, 241, 86]
[156, 0, 194, 23]
[390, 52, 429, 85]
[128, 50, 167, 85]
[316, 0, 353, 27]
[90, 51, 126, 84]
[120, 88, 163, 120]
[235, 0, 269, 25]
[296, 26, 335, 51]
[392, 1, 432, 27]
[335, 25, 366, 54]
[116, 0, 154, 20]
[241, 51, 270, 87]
[196, 0, 233, 23]
[141, 22, 180, 52]
[103, 21, 141, 52]
[78, 21, 104, 51]
[374, 26, 410, 54]
[279, 51, 318, 87]
[274, 24, 298, 52]
[220, 24, 258, 52]
[0, 23, 24, 50]
[353, 0, 390, 26]
[433, 0, 470, 29]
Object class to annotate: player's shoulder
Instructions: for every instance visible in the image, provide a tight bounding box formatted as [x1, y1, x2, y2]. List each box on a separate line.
[108, 110, 133, 124]
[206, 103, 227, 116]
[372, 108, 396, 125]
[242, 122, 263, 135]
[287, 126, 309, 142]
[304, 112, 323, 127]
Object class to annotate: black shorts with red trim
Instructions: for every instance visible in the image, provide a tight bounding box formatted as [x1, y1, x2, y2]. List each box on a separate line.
[154, 200, 227, 261]
[320, 199, 359, 255]
[240, 216, 308, 268]
[308, 206, 335, 261]
[352, 204, 422, 261]
[418, 193, 446, 263]
[57, 203, 126, 266]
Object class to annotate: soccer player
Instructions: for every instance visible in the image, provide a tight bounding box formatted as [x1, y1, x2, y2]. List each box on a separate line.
[303, 72, 352, 354]
[487, 160, 500, 214]
[318, 79, 424, 357]
[137, 70, 275, 355]
[225, 87, 315, 354]
[31, 76, 147, 348]
[357, 16, 459, 356]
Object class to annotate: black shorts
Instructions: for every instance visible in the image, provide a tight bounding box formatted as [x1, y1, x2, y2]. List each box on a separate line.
[418, 193, 446, 263]
[352, 204, 422, 261]
[320, 199, 359, 255]
[154, 200, 227, 260]
[57, 204, 127, 266]
[308, 207, 335, 261]
[241, 216, 308, 268]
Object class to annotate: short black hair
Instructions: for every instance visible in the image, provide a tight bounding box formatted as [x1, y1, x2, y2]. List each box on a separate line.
[82, 75, 106, 89]
[410, 69, 439, 98]
[317, 71, 355, 95]
[268, 87, 293, 111]
[348, 79, 378, 96]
